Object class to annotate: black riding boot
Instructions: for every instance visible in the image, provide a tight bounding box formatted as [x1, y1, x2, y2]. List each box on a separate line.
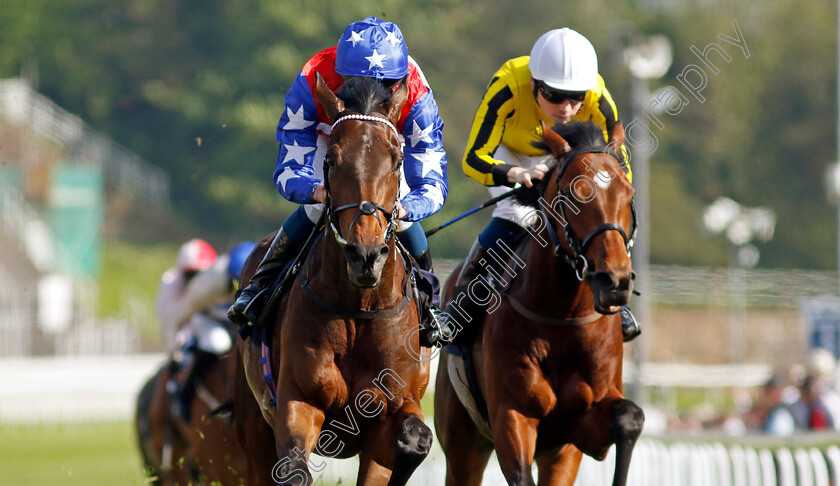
[415, 249, 444, 348]
[167, 347, 194, 420]
[445, 239, 492, 350]
[620, 306, 642, 342]
[228, 228, 298, 326]
[179, 349, 216, 421]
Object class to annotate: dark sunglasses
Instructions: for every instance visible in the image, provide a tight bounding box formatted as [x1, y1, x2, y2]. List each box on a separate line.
[537, 82, 587, 104]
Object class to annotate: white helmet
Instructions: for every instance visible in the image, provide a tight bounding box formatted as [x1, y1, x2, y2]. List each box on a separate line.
[529, 28, 598, 92]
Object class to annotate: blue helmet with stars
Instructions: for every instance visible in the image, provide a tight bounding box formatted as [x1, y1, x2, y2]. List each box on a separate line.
[335, 17, 409, 80]
[226, 241, 257, 280]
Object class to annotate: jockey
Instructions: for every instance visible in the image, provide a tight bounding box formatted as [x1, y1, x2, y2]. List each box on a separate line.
[228, 17, 448, 346]
[451, 28, 639, 346]
[157, 240, 256, 419]
[156, 238, 218, 351]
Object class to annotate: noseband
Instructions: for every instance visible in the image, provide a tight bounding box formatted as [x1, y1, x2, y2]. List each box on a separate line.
[542, 146, 637, 281]
[324, 113, 401, 247]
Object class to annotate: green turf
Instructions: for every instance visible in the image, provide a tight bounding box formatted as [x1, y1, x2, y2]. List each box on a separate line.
[0, 421, 148, 485]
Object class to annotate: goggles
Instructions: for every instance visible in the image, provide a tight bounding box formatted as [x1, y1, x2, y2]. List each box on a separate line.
[537, 82, 587, 104]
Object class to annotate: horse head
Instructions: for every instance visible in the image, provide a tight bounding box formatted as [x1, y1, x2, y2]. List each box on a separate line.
[315, 73, 408, 288]
[539, 121, 636, 314]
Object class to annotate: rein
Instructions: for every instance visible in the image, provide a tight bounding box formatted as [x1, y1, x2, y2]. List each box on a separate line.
[325, 113, 401, 247]
[503, 294, 603, 326]
[541, 146, 637, 281]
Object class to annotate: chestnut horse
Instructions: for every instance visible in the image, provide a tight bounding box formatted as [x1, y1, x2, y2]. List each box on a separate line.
[233, 74, 432, 485]
[434, 121, 644, 485]
[136, 316, 246, 485]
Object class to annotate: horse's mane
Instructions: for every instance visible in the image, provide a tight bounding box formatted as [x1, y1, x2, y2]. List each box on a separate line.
[515, 121, 608, 209]
[533, 120, 607, 153]
[336, 76, 393, 115]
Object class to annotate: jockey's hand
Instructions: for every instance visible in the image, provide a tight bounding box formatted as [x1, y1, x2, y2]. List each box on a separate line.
[312, 184, 326, 203]
[396, 201, 407, 220]
[507, 164, 549, 188]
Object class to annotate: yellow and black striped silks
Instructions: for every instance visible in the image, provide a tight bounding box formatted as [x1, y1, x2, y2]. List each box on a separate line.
[462, 56, 631, 187]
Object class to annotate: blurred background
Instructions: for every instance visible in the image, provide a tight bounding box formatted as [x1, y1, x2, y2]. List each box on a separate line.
[3, 0, 840, 484]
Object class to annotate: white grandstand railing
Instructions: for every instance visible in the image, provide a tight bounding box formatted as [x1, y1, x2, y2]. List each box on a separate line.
[648, 264, 839, 309]
[0, 78, 169, 205]
[436, 260, 838, 309]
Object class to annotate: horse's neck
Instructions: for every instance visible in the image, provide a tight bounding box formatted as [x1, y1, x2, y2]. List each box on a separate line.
[311, 236, 405, 309]
[510, 237, 594, 318]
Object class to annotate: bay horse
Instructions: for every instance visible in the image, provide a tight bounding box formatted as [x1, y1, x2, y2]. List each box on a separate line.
[136, 314, 247, 485]
[434, 121, 644, 485]
[233, 74, 432, 485]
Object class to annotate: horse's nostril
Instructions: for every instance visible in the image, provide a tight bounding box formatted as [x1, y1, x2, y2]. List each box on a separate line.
[344, 244, 389, 270]
[593, 272, 617, 290]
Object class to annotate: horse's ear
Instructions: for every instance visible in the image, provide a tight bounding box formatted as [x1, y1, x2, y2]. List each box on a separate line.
[609, 121, 626, 146]
[380, 76, 408, 125]
[541, 121, 571, 157]
[315, 72, 344, 122]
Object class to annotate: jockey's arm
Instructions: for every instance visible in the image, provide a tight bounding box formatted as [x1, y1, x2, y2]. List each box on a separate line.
[398, 92, 448, 222]
[167, 256, 232, 332]
[273, 73, 323, 204]
[462, 75, 518, 187]
[591, 81, 632, 183]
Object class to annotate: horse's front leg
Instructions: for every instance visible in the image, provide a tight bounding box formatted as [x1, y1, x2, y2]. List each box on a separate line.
[491, 406, 539, 486]
[233, 347, 279, 486]
[572, 396, 644, 486]
[357, 400, 433, 486]
[271, 394, 326, 486]
[535, 444, 583, 486]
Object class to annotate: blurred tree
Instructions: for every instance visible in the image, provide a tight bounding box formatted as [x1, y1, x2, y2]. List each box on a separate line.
[0, 0, 836, 268]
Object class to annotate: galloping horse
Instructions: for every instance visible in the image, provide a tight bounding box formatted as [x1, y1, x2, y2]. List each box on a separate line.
[233, 74, 432, 485]
[434, 121, 644, 486]
[136, 316, 246, 485]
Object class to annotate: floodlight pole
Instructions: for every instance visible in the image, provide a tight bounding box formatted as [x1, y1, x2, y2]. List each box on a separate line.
[623, 35, 672, 404]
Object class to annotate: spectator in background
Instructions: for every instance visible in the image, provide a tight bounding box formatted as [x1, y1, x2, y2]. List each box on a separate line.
[744, 373, 795, 436]
[790, 375, 834, 431]
[806, 348, 840, 429]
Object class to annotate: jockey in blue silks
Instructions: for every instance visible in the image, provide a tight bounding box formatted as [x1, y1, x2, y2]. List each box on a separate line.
[228, 17, 448, 346]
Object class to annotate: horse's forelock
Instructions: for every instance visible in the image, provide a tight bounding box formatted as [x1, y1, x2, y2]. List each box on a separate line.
[515, 121, 611, 209]
[552, 121, 607, 150]
[336, 76, 392, 116]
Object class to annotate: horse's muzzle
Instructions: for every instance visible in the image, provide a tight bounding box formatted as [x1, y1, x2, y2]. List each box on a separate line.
[344, 243, 391, 287]
[591, 270, 635, 313]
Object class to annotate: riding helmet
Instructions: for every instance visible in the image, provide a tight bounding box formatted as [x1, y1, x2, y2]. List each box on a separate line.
[177, 239, 217, 272]
[227, 241, 257, 280]
[529, 28, 598, 92]
[335, 17, 409, 80]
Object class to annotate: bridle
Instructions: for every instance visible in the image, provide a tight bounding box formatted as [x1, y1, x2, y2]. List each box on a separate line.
[324, 113, 402, 248]
[541, 146, 637, 281]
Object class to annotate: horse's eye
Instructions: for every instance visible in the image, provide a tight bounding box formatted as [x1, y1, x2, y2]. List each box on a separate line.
[394, 156, 404, 173]
[325, 154, 337, 168]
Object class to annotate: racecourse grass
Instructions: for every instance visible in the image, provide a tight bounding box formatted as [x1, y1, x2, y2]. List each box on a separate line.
[0, 421, 148, 485]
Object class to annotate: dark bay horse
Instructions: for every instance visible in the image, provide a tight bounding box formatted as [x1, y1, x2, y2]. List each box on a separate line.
[233, 74, 432, 485]
[136, 321, 247, 485]
[434, 121, 644, 485]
